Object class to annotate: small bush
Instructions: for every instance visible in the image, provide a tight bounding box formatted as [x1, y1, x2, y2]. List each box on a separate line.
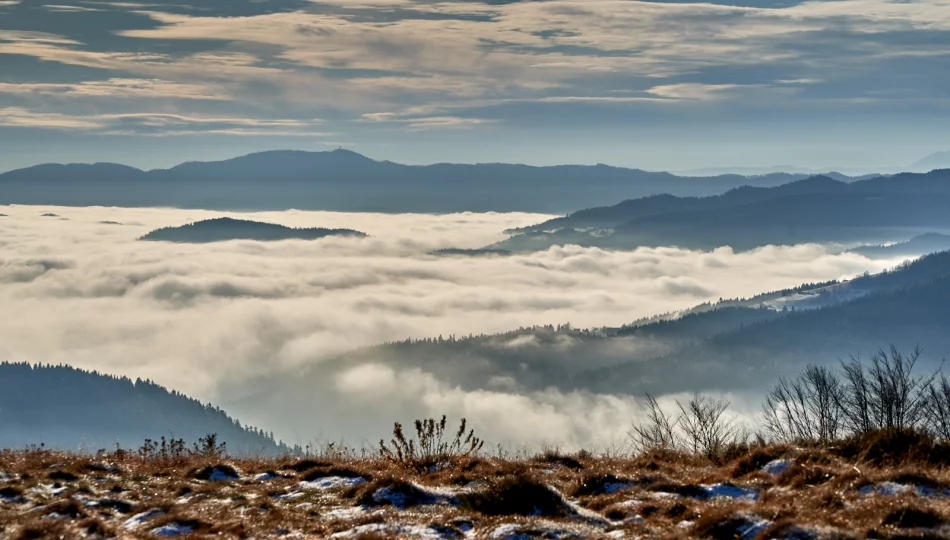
[536, 449, 584, 470]
[836, 428, 950, 466]
[883, 506, 946, 529]
[355, 477, 444, 509]
[692, 510, 766, 540]
[458, 475, 572, 516]
[301, 466, 369, 482]
[730, 446, 789, 478]
[571, 473, 634, 497]
[379, 416, 484, 469]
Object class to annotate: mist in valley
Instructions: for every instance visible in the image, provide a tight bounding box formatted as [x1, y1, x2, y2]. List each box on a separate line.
[0, 205, 902, 450]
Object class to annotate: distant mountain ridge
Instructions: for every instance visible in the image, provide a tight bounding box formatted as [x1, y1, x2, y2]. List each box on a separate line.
[140, 217, 367, 243]
[0, 149, 858, 214]
[0, 363, 288, 454]
[914, 150, 950, 172]
[495, 170, 950, 252]
[849, 233, 950, 259]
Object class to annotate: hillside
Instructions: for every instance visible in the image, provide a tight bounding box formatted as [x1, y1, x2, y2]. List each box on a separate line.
[2, 436, 948, 539]
[496, 170, 950, 252]
[850, 233, 950, 259]
[0, 149, 843, 214]
[225, 250, 950, 440]
[139, 217, 366, 243]
[0, 363, 287, 455]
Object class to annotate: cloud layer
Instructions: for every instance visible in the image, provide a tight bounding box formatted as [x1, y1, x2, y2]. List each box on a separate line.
[0, 205, 897, 447]
[1, 0, 950, 170]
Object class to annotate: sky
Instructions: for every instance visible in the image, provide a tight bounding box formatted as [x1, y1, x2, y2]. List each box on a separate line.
[0, 205, 897, 446]
[1, 0, 950, 173]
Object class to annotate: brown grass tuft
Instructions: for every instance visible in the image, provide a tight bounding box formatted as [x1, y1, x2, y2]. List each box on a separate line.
[882, 506, 947, 529]
[458, 475, 573, 516]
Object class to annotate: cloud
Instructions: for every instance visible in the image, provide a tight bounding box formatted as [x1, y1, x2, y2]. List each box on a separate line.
[2, 0, 950, 166]
[0, 205, 897, 446]
[0, 79, 231, 101]
[0, 108, 328, 136]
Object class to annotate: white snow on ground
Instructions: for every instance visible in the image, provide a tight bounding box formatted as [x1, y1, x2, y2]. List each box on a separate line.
[761, 459, 792, 476]
[27, 484, 68, 497]
[330, 523, 458, 539]
[490, 521, 599, 540]
[208, 466, 241, 481]
[121, 509, 165, 530]
[0, 491, 24, 503]
[600, 482, 637, 494]
[254, 472, 280, 481]
[736, 516, 772, 538]
[151, 523, 194, 537]
[759, 284, 869, 312]
[368, 482, 459, 509]
[702, 484, 759, 501]
[299, 476, 367, 490]
[322, 506, 376, 520]
[858, 482, 950, 497]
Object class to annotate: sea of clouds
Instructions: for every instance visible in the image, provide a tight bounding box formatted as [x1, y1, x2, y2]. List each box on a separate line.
[0, 205, 899, 449]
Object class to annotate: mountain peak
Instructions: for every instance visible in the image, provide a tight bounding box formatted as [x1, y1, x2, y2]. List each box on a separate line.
[914, 150, 950, 172]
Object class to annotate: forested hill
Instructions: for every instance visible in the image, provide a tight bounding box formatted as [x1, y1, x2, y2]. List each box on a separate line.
[497, 170, 950, 252]
[0, 363, 288, 455]
[140, 217, 366, 243]
[226, 249, 950, 441]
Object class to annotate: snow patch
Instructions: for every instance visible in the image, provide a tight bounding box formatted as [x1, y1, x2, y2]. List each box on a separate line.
[737, 517, 771, 538]
[702, 484, 759, 501]
[330, 523, 461, 539]
[323, 506, 371, 520]
[858, 482, 950, 497]
[761, 459, 792, 476]
[151, 523, 194, 537]
[122, 509, 165, 530]
[27, 484, 68, 497]
[490, 521, 596, 540]
[208, 466, 240, 481]
[299, 476, 367, 490]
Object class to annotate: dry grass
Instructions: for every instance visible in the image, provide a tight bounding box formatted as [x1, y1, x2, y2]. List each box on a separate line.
[2, 434, 950, 538]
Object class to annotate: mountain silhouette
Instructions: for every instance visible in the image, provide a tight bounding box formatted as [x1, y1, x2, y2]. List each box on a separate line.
[0, 363, 287, 454]
[140, 217, 367, 243]
[913, 150, 950, 172]
[0, 149, 850, 214]
[496, 170, 950, 252]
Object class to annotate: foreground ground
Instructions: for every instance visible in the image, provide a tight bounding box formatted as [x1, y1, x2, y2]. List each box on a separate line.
[2, 442, 950, 539]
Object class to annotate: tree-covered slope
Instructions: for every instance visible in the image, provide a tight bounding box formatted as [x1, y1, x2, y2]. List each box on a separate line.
[140, 217, 366, 243]
[0, 363, 288, 455]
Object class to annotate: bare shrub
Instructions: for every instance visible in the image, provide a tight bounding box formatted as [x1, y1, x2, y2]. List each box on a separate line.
[924, 374, 950, 440]
[194, 433, 227, 459]
[630, 393, 679, 452]
[678, 394, 739, 458]
[838, 346, 936, 434]
[763, 364, 844, 443]
[630, 393, 740, 458]
[379, 415, 484, 468]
